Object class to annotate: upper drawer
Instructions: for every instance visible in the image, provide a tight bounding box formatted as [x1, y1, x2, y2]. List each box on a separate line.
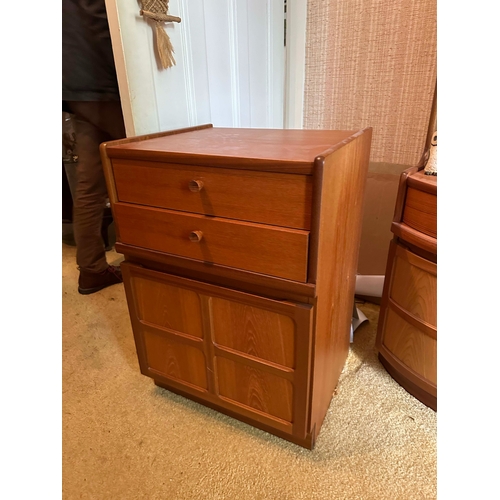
[114, 203, 309, 282]
[111, 159, 312, 230]
[402, 187, 437, 239]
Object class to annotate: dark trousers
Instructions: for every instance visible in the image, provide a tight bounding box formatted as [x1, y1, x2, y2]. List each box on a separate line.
[66, 101, 126, 273]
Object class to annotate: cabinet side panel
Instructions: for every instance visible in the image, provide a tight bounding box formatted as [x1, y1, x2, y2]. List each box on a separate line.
[310, 129, 372, 432]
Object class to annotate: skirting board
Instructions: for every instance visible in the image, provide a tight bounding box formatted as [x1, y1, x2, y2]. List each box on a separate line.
[355, 275, 385, 298]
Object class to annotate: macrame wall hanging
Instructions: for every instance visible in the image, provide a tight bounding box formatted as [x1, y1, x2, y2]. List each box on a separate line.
[140, 0, 181, 69]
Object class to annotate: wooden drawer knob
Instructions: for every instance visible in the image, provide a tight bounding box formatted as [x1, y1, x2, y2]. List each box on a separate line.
[188, 179, 204, 192]
[189, 230, 203, 242]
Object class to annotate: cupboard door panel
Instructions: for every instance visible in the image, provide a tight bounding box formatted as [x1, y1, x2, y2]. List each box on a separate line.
[216, 357, 294, 422]
[133, 275, 204, 337]
[210, 297, 295, 368]
[143, 329, 208, 390]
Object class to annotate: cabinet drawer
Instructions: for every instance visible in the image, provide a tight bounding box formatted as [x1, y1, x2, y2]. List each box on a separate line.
[402, 187, 437, 238]
[114, 202, 309, 282]
[112, 159, 312, 230]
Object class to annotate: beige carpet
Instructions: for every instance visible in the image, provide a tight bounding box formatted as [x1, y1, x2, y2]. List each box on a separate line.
[62, 243, 436, 499]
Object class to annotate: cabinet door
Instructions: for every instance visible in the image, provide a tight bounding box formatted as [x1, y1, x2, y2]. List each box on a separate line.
[121, 262, 313, 439]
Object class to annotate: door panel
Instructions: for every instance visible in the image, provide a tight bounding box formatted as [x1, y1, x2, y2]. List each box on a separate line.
[132, 275, 204, 338]
[216, 357, 294, 421]
[210, 296, 295, 368]
[143, 329, 208, 389]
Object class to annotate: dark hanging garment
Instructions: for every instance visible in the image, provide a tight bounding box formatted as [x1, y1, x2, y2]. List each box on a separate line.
[62, 0, 121, 102]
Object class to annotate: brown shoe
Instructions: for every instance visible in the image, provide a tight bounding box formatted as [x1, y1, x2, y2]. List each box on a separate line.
[78, 265, 123, 295]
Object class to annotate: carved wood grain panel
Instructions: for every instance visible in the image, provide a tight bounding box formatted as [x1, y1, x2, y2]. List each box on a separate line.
[210, 297, 295, 368]
[132, 275, 204, 338]
[143, 329, 208, 390]
[216, 357, 294, 422]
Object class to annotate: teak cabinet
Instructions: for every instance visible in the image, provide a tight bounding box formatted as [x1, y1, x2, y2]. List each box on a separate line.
[101, 125, 372, 448]
[376, 166, 437, 410]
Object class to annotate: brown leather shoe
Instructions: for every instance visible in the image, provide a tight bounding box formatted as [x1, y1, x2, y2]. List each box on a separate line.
[78, 265, 123, 295]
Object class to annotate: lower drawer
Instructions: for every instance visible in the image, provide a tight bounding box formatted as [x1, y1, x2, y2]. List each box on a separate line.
[114, 202, 309, 282]
[121, 262, 314, 440]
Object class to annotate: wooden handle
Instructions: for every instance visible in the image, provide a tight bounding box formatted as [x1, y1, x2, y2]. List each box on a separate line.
[188, 179, 204, 192]
[189, 230, 203, 242]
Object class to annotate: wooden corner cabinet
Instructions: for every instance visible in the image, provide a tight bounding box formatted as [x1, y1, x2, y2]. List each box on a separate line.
[376, 165, 437, 410]
[101, 124, 372, 449]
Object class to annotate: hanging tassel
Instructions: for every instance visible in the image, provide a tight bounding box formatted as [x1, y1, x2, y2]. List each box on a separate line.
[140, 6, 181, 70]
[155, 21, 176, 68]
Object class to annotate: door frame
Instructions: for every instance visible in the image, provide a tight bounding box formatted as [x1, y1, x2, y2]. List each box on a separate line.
[105, 0, 136, 136]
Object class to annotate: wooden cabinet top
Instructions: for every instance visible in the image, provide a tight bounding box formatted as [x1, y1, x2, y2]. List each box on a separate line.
[104, 125, 367, 174]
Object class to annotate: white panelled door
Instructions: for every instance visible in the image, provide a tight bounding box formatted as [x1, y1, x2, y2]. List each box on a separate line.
[105, 0, 286, 137]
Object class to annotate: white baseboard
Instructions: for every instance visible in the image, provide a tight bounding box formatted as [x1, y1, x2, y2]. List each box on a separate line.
[355, 275, 385, 298]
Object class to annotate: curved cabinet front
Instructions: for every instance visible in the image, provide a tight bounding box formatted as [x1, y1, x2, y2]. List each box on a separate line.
[376, 241, 437, 410]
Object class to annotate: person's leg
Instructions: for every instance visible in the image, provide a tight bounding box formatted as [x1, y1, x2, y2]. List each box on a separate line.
[70, 106, 109, 273]
[67, 101, 126, 293]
